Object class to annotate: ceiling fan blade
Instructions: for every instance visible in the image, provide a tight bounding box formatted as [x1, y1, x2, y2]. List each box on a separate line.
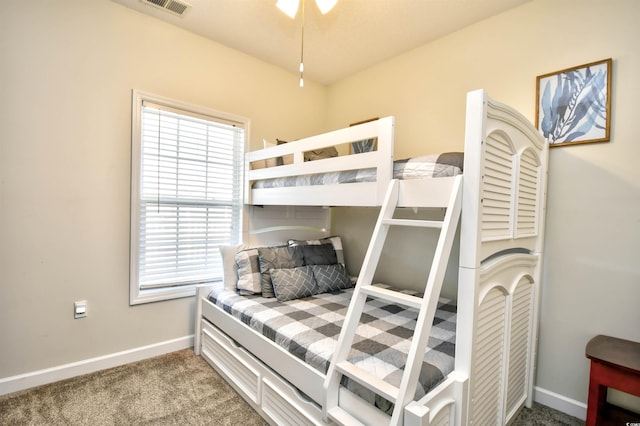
[315, 0, 337, 14]
[277, 0, 337, 18]
[276, 0, 299, 18]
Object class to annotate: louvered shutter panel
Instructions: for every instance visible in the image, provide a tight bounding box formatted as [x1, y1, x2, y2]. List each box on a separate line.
[481, 132, 515, 241]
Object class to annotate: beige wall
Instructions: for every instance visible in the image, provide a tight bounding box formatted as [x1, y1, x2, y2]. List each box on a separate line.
[0, 0, 326, 377]
[2, 0, 639, 416]
[329, 0, 640, 411]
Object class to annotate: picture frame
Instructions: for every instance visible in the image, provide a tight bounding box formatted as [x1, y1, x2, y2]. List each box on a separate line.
[535, 58, 612, 147]
[349, 117, 379, 154]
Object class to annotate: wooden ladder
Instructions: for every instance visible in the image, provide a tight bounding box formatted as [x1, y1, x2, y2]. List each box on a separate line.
[323, 176, 463, 426]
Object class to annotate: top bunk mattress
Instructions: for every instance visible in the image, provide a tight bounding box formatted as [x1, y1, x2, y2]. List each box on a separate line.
[208, 283, 457, 410]
[253, 152, 463, 189]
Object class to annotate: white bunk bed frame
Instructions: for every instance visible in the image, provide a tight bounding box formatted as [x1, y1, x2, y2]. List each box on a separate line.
[194, 89, 549, 426]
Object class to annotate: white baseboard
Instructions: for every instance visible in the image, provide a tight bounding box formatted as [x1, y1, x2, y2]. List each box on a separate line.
[0, 335, 194, 397]
[534, 386, 587, 421]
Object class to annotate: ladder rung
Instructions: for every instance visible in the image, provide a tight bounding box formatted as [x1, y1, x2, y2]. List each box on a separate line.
[361, 286, 422, 310]
[327, 407, 364, 426]
[327, 406, 365, 426]
[336, 361, 399, 403]
[382, 218, 444, 229]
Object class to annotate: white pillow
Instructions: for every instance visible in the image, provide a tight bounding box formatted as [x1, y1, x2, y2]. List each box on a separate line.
[219, 244, 248, 291]
[263, 138, 275, 149]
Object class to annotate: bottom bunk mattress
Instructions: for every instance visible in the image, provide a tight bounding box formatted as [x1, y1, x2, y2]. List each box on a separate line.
[208, 284, 457, 411]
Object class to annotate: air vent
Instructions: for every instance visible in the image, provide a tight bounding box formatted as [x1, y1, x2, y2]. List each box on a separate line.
[140, 0, 192, 16]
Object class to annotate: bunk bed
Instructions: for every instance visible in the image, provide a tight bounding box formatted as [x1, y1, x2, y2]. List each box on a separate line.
[194, 89, 549, 425]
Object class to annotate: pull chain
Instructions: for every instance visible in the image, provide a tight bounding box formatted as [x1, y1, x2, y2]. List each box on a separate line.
[299, 0, 305, 87]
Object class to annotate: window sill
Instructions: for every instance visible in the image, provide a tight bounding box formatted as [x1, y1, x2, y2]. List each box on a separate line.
[130, 285, 196, 305]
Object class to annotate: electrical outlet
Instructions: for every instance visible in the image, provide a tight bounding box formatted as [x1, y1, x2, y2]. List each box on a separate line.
[74, 300, 87, 319]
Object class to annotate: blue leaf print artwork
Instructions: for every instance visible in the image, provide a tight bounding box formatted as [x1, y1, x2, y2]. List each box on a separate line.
[538, 60, 609, 144]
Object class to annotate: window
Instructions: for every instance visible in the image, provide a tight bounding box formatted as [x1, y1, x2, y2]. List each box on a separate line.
[130, 90, 246, 304]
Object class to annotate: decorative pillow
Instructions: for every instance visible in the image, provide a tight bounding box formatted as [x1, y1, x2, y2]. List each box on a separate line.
[301, 243, 338, 265]
[271, 266, 317, 302]
[304, 147, 338, 162]
[311, 264, 352, 294]
[219, 244, 248, 291]
[235, 248, 261, 294]
[258, 246, 304, 298]
[289, 236, 345, 266]
[263, 139, 284, 168]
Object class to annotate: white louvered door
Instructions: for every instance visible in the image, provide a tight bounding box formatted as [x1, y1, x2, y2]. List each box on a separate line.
[469, 287, 506, 425]
[469, 277, 535, 425]
[504, 278, 534, 421]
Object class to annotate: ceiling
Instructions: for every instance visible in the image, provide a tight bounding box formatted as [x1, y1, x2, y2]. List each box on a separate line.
[111, 0, 531, 85]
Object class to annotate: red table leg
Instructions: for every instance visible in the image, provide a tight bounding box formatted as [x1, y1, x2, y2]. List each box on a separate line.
[586, 362, 609, 426]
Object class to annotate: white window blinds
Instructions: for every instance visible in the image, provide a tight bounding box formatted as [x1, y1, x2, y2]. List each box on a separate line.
[130, 92, 245, 302]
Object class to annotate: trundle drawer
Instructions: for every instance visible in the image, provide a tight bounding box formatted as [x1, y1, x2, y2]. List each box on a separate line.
[200, 319, 261, 404]
[262, 374, 328, 426]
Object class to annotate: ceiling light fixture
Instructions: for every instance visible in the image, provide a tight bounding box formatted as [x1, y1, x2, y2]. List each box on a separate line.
[276, 0, 338, 87]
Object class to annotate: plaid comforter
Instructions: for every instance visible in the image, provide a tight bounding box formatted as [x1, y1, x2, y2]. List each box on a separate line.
[209, 284, 456, 410]
[253, 152, 463, 189]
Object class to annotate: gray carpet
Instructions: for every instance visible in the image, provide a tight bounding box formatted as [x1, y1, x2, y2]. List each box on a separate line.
[512, 403, 583, 426]
[0, 350, 267, 425]
[0, 349, 582, 425]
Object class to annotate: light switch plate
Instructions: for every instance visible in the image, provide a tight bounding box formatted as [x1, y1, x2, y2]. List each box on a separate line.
[74, 300, 87, 319]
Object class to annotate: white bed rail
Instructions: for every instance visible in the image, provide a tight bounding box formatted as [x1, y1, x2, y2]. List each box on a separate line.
[246, 117, 394, 206]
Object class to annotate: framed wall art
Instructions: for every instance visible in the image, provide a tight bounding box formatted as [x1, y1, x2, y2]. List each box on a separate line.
[535, 58, 612, 147]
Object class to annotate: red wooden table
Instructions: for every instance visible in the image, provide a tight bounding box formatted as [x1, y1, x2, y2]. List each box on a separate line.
[585, 335, 640, 425]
